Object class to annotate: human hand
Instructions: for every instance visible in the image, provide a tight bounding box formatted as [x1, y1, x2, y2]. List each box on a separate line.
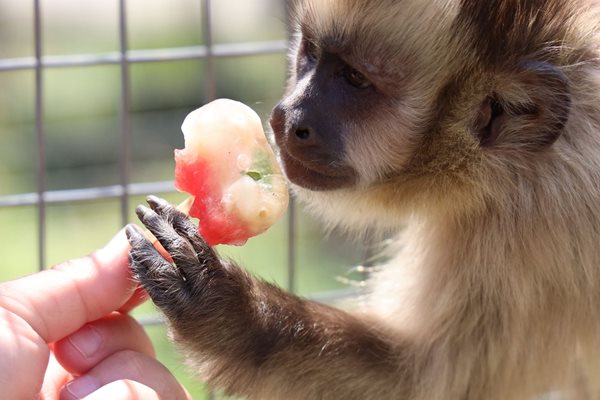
[0, 229, 191, 400]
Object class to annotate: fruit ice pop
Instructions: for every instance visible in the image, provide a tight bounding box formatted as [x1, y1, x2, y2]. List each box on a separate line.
[174, 99, 289, 246]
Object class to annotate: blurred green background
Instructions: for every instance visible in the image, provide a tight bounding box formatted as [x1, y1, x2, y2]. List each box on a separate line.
[0, 1, 364, 398]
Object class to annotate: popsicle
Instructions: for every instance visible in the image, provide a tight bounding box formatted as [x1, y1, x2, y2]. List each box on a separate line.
[173, 99, 289, 246]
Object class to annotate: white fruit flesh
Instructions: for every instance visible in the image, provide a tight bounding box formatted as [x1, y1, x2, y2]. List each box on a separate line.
[177, 98, 289, 244]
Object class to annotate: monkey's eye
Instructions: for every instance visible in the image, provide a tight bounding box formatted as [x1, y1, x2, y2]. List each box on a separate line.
[301, 37, 319, 63]
[477, 96, 505, 146]
[342, 65, 372, 89]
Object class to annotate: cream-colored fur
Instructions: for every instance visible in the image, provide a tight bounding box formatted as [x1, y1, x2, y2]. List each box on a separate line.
[289, 1, 600, 399]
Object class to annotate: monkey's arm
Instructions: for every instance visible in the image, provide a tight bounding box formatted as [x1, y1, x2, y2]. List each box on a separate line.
[127, 196, 408, 400]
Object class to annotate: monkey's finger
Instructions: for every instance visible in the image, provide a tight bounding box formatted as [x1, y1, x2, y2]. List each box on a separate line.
[140, 198, 221, 273]
[53, 312, 155, 376]
[145, 195, 211, 256]
[134, 204, 200, 269]
[58, 351, 191, 400]
[145, 195, 185, 219]
[126, 225, 187, 303]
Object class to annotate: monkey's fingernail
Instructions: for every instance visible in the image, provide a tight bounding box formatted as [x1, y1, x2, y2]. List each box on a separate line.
[125, 224, 142, 241]
[146, 195, 169, 211]
[135, 204, 151, 219]
[146, 194, 160, 205]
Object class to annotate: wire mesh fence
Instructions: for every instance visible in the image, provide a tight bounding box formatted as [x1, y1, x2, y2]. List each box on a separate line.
[0, 0, 288, 272]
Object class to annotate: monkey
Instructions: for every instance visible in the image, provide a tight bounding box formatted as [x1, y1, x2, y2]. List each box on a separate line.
[126, 0, 600, 399]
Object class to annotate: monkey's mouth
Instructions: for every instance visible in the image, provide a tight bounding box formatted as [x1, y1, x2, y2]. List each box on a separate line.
[278, 149, 357, 191]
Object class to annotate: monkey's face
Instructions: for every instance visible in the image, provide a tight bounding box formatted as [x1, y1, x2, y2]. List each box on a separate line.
[271, 0, 578, 227]
[270, 1, 442, 193]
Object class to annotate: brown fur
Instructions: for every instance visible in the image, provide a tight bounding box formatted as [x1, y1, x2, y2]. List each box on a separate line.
[128, 1, 600, 399]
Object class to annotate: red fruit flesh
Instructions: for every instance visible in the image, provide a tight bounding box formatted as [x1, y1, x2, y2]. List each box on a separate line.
[174, 149, 252, 245]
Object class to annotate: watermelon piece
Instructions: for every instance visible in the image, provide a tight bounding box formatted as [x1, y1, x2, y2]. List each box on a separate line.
[174, 99, 289, 246]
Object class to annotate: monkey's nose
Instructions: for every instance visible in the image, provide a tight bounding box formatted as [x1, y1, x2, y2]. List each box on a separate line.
[294, 126, 316, 143]
[269, 104, 286, 137]
[286, 124, 323, 155]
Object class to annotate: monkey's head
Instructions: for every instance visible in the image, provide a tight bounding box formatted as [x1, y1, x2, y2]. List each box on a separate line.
[270, 0, 599, 230]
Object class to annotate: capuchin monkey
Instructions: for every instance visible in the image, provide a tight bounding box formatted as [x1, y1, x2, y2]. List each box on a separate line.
[126, 0, 600, 399]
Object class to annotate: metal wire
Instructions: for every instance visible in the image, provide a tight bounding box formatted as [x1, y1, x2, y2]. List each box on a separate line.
[202, 0, 216, 101]
[200, 4, 215, 397]
[0, 181, 176, 208]
[0, 41, 287, 72]
[118, 0, 132, 227]
[282, 0, 297, 295]
[34, 0, 46, 272]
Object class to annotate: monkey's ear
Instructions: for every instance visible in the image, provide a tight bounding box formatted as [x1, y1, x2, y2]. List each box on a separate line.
[475, 61, 571, 151]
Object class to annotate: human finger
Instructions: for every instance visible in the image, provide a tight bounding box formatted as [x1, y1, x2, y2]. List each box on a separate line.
[118, 285, 148, 313]
[39, 351, 72, 400]
[81, 380, 162, 400]
[0, 308, 49, 399]
[0, 229, 135, 343]
[53, 312, 155, 376]
[59, 350, 190, 400]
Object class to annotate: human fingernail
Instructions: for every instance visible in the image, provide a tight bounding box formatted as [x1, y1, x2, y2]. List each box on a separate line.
[68, 324, 103, 359]
[93, 228, 130, 266]
[102, 228, 129, 252]
[64, 375, 100, 399]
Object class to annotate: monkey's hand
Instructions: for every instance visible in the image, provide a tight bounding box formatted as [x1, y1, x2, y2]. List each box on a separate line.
[126, 195, 253, 337]
[127, 196, 403, 399]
